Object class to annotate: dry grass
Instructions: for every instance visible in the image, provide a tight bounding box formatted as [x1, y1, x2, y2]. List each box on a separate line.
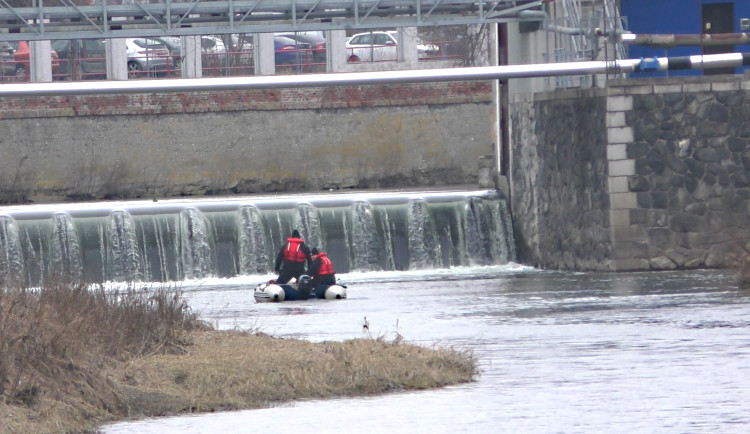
[0, 282, 477, 433]
[123, 331, 476, 413]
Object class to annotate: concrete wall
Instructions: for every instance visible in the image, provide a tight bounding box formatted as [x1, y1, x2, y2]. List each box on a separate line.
[0, 82, 494, 203]
[510, 75, 750, 271]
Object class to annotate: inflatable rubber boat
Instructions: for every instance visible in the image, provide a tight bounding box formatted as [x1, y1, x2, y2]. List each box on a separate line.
[254, 275, 347, 303]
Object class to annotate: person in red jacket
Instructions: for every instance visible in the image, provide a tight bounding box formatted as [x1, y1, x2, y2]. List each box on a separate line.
[307, 247, 336, 288]
[274, 229, 312, 284]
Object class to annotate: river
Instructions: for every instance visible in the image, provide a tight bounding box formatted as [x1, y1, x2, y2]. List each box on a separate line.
[103, 265, 750, 433]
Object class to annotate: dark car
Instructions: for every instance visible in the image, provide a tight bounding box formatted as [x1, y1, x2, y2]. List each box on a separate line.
[276, 32, 326, 63]
[274, 35, 311, 66]
[51, 39, 106, 80]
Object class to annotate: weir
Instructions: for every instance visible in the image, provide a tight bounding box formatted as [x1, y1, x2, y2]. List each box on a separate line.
[0, 190, 514, 286]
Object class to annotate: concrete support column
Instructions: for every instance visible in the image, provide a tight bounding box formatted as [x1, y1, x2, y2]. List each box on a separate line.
[606, 92, 644, 271]
[181, 35, 202, 78]
[327, 29, 347, 72]
[29, 40, 53, 82]
[106, 39, 128, 80]
[398, 27, 418, 68]
[254, 33, 275, 75]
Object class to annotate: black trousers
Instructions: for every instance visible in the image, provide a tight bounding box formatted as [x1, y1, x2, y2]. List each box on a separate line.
[311, 273, 336, 288]
[277, 261, 306, 284]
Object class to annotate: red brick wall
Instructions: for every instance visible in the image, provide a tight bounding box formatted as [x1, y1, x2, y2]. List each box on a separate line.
[0, 81, 493, 119]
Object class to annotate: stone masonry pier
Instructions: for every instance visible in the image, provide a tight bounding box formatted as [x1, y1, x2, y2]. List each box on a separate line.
[510, 75, 750, 271]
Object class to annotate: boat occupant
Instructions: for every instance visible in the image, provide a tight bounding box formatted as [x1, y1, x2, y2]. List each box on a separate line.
[307, 247, 336, 288]
[274, 229, 312, 284]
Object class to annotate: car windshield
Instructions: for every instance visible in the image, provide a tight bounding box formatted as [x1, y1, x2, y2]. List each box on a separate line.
[83, 39, 105, 51]
[51, 40, 69, 51]
[161, 37, 181, 47]
[275, 36, 298, 45]
[133, 39, 166, 50]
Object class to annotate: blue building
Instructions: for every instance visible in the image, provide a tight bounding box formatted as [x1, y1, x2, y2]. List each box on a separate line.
[621, 0, 750, 76]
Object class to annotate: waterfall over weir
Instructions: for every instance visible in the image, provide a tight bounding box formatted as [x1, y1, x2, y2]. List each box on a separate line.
[0, 190, 514, 286]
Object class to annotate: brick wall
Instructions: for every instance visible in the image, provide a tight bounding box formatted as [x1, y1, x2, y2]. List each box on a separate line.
[0, 81, 492, 119]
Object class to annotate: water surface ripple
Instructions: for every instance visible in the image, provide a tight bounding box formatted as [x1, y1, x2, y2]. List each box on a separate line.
[104, 268, 750, 433]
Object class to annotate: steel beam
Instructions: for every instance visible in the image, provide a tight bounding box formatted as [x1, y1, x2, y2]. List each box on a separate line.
[0, 0, 545, 41]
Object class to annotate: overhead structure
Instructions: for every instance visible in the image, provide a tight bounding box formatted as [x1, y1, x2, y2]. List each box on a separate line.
[0, 0, 547, 41]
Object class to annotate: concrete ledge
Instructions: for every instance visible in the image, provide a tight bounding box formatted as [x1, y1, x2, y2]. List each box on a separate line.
[610, 192, 637, 209]
[607, 144, 627, 161]
[613, 225, 648, 242]
[610, 240, 650, 258]
[609, 160, 635, 177]
[610, 209, 630, 226]
[683, 83, 712, 93]
[607, 127, 633, 144]
[711, 81, 741, 92]
[625, 85, 654, 95]
[532, 87, 604, 102]
[653, 84, 683, 94]
[606, 95, 633, 112]
[606, 111, 626, 128]
[607, 176, 629, 194]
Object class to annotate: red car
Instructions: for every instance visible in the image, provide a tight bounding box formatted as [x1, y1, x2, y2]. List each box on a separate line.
[14, 41, 61, 79]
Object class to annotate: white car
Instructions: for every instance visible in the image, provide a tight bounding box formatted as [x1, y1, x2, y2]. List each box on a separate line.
[125, 38, 170, 77]
[346, 31, 397, 62]
[346, 30, 439, 62]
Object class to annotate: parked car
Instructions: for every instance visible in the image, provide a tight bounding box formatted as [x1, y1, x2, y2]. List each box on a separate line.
[13, 41, 60, 78]
[274, 35, 311, 65]
[51, 38, 106, 80]
[124, 38, 170, 77]
[276, 32, 326, 63]
[152, 36, 182, 70]
[346, 31, 397, 62]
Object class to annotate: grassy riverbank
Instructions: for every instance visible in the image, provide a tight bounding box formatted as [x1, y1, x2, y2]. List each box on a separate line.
[0, 282, 477, 433]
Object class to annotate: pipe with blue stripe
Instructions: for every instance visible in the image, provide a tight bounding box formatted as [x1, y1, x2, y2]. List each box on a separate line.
[1, 52, 749, 97]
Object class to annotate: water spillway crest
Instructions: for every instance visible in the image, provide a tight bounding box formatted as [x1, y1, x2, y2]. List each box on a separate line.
[0, 190, 515, 285]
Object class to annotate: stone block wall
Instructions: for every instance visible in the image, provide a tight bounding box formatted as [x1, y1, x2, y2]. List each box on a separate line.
[509, 88, 612, 270]
[510, 76, 750, 271]
[607, 77, 750, 271]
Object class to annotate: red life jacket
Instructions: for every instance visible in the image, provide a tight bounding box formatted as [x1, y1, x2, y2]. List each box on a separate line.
[283, 238, 307, 262]
[314, 252, 334, 276]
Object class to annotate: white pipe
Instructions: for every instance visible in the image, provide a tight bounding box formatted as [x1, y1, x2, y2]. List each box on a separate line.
[1, 52, 748, 97]
[0, 60, 642, 96]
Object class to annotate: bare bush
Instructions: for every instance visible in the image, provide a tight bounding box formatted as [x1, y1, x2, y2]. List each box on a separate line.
[419, 24, 490, 66]
[0, 281, 476, 433]
[0, 280, 206, 424]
